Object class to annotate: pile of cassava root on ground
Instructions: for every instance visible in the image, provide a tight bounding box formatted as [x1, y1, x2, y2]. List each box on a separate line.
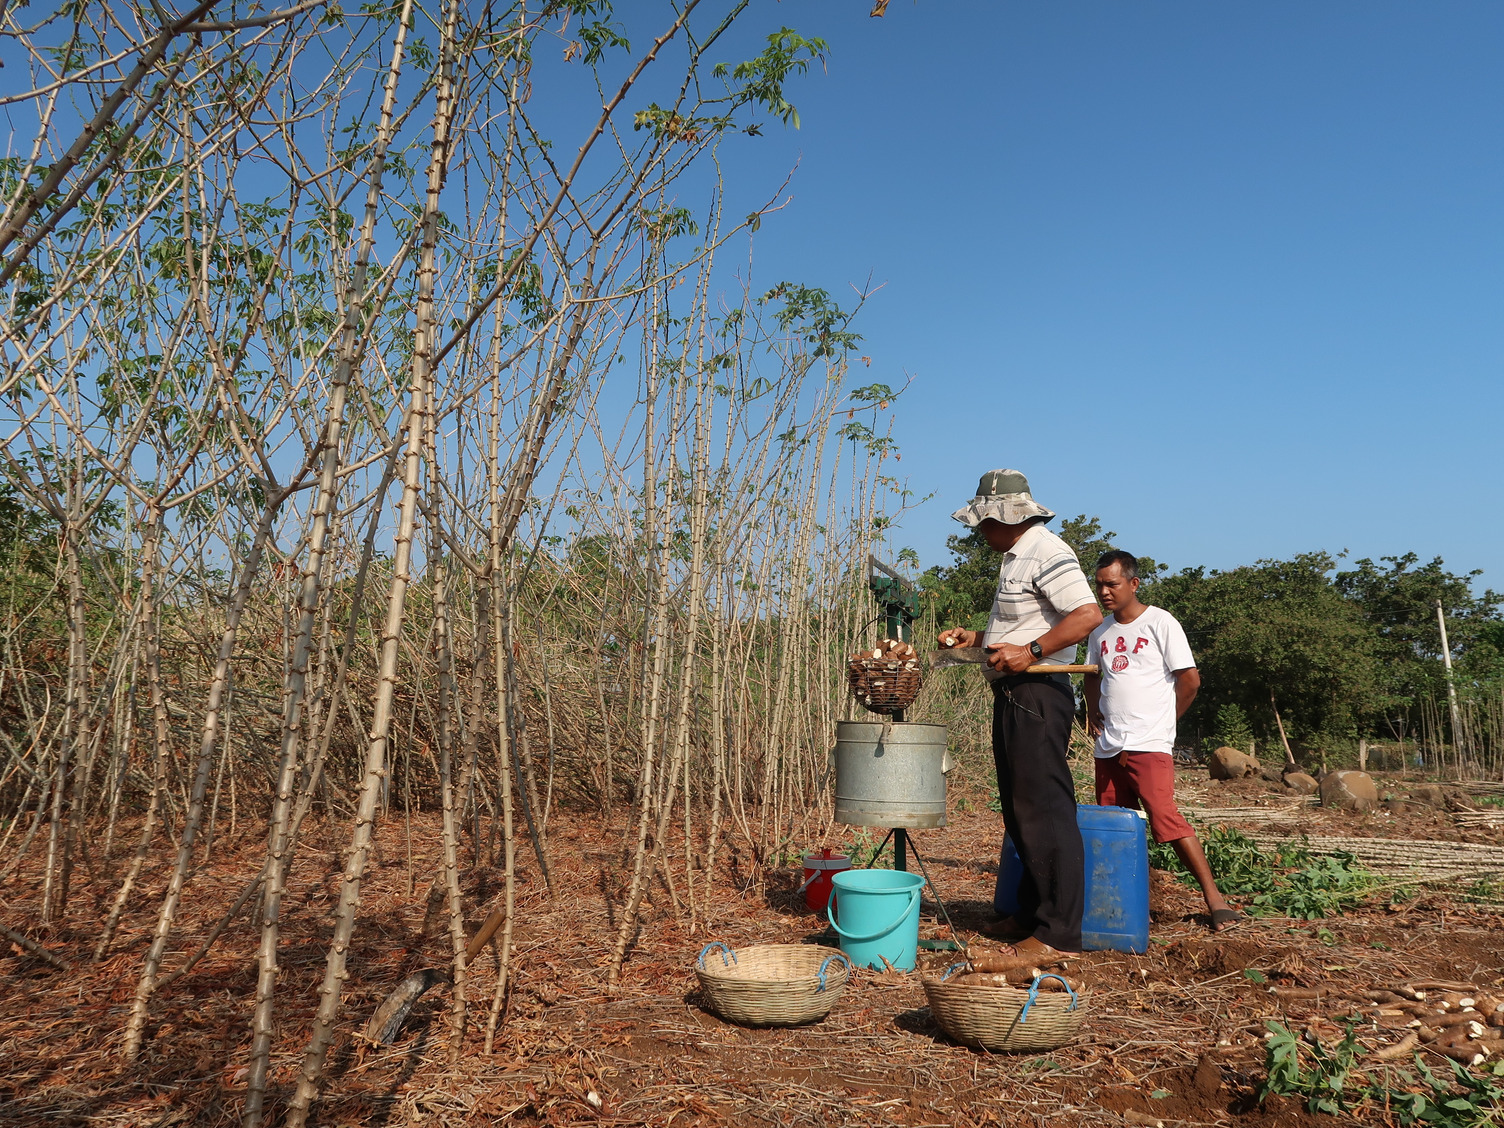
[1271, 979, 1504, 1065]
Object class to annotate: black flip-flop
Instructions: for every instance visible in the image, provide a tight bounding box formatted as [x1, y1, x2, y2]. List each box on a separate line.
[1210, 907, 1243, 933]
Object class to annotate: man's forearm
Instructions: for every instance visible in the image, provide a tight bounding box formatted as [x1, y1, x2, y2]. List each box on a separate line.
[1174, 670, 1201, 718]
[1034, 604, 1102, 655]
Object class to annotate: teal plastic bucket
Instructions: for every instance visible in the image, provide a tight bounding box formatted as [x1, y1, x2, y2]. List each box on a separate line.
[826, 869, 926, 971]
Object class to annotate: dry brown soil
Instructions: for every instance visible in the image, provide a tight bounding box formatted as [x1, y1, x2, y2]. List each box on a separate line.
[2, 768, 1502, 1127]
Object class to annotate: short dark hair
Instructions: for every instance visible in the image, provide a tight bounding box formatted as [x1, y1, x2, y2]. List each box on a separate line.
[1096, 549, 1138, 581]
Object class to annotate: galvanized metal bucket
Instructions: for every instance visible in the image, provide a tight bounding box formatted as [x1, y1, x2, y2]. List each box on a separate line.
[832, 720, 949, 828]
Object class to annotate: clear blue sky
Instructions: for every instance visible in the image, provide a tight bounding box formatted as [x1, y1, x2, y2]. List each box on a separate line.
[713, 1, 1503, 592]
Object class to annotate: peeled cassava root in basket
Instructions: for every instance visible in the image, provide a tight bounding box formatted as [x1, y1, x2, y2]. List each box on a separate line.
[945, 958, 1084, 992]
[847, 638, 924, 713]
[857, 638, 919, 661]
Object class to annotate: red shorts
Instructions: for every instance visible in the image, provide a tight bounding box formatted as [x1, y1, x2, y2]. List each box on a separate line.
[1094, 751, 1195, 844]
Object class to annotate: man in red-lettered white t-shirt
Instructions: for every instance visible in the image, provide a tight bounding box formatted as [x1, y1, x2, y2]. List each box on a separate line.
[1083, 550, 1241, 933]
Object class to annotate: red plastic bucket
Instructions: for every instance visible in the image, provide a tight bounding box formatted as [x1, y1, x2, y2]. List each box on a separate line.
[799, 849, 852, 912]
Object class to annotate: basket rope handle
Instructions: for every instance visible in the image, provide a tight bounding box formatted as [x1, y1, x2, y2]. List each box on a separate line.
[1019, 973, 1078, 1023]
[939, 961, 969, 982]
[696, 941, 736, 969]
[815, 952, 852, 992]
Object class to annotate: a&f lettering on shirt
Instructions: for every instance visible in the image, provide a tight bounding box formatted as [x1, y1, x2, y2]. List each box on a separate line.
[981, 523, 1096, 681]
[1086, 605, 1196, 756]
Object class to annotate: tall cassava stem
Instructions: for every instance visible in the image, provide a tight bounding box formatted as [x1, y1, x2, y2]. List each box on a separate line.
[122, 497, 282, 1062]
[241, 8, 416, 1120]
[483, 353, 517, 1055]
[425, 322, 468, 1063]
[285, 3, 457, 1118]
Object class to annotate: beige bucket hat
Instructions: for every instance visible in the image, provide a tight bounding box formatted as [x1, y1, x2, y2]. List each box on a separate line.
[951, 468, 1056, 527]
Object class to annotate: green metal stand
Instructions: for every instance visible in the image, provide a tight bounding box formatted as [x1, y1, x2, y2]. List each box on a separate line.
[863, 827, 963, 953]
[869, 554, 920, 642]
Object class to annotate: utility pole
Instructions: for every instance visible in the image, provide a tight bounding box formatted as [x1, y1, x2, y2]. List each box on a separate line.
[1435, 599, 1465, 778]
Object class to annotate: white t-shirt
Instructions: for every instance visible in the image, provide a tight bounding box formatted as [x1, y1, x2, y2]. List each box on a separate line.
[1087, 605, 1195, 757]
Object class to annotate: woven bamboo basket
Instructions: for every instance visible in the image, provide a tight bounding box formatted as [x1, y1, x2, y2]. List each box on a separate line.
[922, 970, 1087, 1052]
[847, 656, 923, 715]
[694, 942, 851, 1027]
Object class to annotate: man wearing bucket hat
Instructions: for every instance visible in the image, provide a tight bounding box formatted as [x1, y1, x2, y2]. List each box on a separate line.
[938, 470, 1102, 965]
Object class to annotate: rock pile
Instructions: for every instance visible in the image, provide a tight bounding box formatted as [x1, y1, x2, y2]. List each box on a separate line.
[1282, 771, 1318, 795]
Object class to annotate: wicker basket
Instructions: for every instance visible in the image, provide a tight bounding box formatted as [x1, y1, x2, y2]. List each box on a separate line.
[847, 656, 923, 715]
[922, 970, 1088, 1052]
[694, 942, 851, 1027]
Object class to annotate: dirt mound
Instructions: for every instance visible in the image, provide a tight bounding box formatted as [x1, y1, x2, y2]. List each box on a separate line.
[4, 796, 1503, 1127]
[1098, 1054, 1332, 1128]
[1166, 935, 1264, 976]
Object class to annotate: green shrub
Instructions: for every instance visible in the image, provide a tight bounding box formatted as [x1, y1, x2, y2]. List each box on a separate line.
[1150, 825, 1374, 919]
[1208, 703, 1256, 755]
[1262, 1018, 1364, 1116]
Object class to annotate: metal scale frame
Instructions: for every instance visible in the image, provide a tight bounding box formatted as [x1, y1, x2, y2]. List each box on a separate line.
[830, 556, 962, 950]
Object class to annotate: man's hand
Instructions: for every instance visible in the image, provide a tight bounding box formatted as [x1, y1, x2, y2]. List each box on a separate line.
[938, 627, 981, 649]
[1083, 672, 1103, 737]
[987, 642, 1035, 674]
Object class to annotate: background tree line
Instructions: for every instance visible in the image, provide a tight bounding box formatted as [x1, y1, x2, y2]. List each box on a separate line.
[920, 516, 1504, 769]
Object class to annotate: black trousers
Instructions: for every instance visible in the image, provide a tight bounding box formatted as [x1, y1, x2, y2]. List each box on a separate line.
[992, 675, 1084, 951]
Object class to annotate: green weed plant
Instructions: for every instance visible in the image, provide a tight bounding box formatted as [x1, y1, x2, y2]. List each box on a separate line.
[843, 827, 888, 869]
[1261, 1020, 1504, 1126]
[1149, 825, 1374, 919]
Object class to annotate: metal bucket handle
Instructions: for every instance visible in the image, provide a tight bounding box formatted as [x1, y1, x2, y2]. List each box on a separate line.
[825, 881, 923, 943]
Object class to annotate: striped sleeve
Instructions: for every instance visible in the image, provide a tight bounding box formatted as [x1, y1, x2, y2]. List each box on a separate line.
[1033, 552, 1096, 614]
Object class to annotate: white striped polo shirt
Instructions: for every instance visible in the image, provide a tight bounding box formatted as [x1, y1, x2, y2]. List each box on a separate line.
[980, 523, 1097, 676]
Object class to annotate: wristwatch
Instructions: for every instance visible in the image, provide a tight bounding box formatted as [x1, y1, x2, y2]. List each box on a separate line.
[1028, 640, 1044, 660]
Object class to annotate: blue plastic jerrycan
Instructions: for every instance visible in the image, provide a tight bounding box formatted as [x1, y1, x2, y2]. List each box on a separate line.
[993, 804, 1150, 954]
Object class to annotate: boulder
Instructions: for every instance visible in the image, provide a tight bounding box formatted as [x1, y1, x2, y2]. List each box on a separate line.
[1409, 784, 1446, 808]
[1258, 762, 1285, 784]
[1209, 746, 1258, 781]
[1282, 771, 1319, 795]
[1320, 769, 1378, 811]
